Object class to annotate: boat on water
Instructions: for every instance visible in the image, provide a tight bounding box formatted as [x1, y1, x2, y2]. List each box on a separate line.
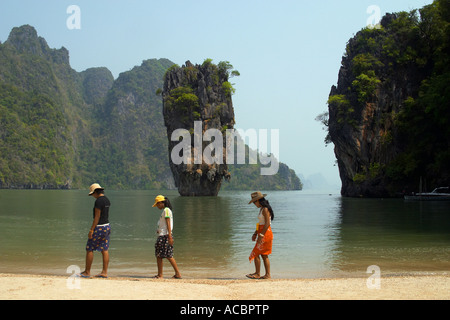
[404, 187, 450, 201]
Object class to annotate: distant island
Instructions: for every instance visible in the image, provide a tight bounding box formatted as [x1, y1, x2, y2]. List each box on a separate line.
[0, 25, 302, 192]
[318, 0, 449, 197]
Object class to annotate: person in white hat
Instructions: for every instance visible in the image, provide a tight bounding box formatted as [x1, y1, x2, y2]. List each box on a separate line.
[79, 183, 111, 278]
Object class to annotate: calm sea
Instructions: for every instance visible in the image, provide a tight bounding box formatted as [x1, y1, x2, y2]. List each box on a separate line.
[0, 189, 449, 279]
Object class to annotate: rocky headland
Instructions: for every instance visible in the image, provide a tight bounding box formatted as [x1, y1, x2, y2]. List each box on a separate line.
[325, 1, 449, 197]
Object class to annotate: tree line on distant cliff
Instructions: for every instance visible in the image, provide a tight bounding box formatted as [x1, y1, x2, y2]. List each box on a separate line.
[318, 0, 449, 197]
[0, 25, 301, 191]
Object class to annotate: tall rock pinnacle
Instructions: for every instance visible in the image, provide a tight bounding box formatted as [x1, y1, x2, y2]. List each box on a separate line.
[162, 60, 237, 196]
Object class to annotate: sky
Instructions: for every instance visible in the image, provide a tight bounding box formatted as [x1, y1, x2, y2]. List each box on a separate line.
[0, 0, 433, 190]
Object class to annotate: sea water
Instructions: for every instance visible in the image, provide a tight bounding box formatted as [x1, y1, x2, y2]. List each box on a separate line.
[0, 189, 449, 279]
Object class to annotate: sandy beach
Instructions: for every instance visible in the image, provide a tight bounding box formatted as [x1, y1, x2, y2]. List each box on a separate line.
[1, 273, 448, 300]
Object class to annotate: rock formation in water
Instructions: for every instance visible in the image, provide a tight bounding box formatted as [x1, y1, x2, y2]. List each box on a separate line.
[162, 60, 236, 196]
[325, 1, 450, 197]
[1, 25, 302, 191]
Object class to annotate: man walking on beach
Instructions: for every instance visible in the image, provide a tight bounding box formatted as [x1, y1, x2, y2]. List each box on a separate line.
[79, 183, 111, 278]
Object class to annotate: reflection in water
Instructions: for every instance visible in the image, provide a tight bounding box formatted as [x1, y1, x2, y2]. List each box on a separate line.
[170, 195, 234, 276]
[330, 197, 450, 275]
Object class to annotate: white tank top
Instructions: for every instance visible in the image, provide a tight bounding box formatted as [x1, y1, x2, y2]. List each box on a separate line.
[258, 208, 270, 226]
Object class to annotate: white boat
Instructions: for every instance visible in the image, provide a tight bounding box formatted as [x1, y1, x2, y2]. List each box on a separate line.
[404, 187, 450, 201]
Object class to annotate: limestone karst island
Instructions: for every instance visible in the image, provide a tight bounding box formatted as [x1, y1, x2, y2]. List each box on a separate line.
[319, 0, 449, 197]
[0, 25, 301, 194]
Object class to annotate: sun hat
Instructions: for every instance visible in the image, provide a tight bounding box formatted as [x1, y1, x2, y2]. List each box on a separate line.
[88, 183, 104, 196]
[152, 195, 166, 207]
[248, 191, 267, 204]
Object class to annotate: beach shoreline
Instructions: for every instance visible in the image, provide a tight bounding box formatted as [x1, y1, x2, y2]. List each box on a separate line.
[1, 272, 448, 300]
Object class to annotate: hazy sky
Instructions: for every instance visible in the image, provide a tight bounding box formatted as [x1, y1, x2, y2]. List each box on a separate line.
[0, 0, 433, 188]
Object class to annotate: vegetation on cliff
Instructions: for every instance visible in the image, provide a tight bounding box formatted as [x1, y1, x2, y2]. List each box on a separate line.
[320, 0, 449, 197]
[0, 25, 80, 188]
[0, 25, 302, 191]
[162, 60, 237, 196]
[224, 162, 303, 191]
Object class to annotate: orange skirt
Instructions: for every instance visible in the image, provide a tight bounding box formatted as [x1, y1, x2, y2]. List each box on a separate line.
[249, 225, 273, 262]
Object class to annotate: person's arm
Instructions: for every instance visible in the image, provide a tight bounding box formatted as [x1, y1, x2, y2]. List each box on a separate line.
[89, 208, 101, 239]
[257, 208, 270, 243]
[165, 217, 174, 245]
[252, 223, 259, 241]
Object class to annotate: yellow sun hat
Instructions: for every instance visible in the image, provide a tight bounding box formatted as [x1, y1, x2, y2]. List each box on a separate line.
[152, 195, 166, 207]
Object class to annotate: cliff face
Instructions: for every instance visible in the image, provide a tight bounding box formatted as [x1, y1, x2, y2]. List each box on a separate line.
[162, 60, 236, 196]
[327, 1, 450, 197]
[1, 25, 303, 191]
[0, 25, 175, 189]
[0, 25, 85, 189]
[99, 58, 175, 189]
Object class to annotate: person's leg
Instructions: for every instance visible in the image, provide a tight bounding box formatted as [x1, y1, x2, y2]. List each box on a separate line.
[81, 250, 94, 276]
[96, 250, 109, 277]
[155, 257, 163, 278]
[154, 236, 164, 278]
[167, 257, 181, 278]
[261, 255, 271, 279]
[249, 255, 261, 278]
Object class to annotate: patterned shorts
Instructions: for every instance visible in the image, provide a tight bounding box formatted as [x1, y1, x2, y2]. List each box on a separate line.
[86, 224, 111, 252]
[155, 235, 174, 258]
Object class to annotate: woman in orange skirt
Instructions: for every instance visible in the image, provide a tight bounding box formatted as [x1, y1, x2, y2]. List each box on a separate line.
[247, 192, 274, 279]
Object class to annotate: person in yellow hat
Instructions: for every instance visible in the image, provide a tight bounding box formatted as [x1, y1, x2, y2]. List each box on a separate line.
[152, 195, 181, 279]
[246, 191, 274, 279]
[79, 183, 111, 278]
